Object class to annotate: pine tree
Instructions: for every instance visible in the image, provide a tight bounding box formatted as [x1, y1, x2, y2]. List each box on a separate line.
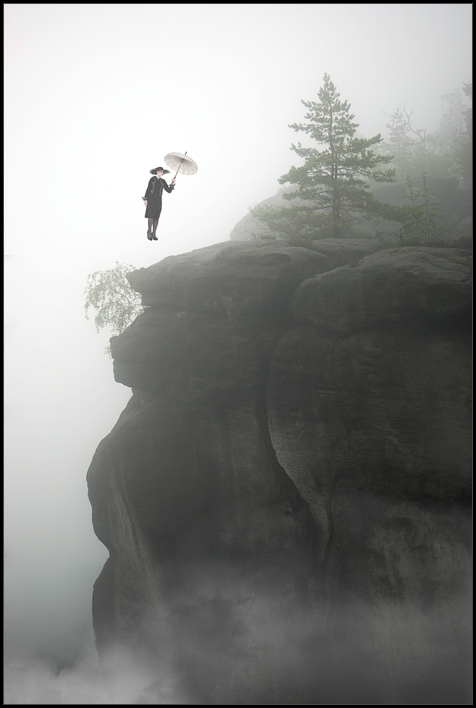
[384, 107, 415, 180]
[252, 73, 395, 240]
[453, 82, 472, 188]
[381, 92, 469, 181]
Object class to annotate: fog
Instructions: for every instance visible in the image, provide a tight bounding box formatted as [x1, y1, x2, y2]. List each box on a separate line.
[4, 4, 472, 703]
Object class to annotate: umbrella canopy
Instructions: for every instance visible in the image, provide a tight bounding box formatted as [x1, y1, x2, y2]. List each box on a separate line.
[164, 151, 198, 178]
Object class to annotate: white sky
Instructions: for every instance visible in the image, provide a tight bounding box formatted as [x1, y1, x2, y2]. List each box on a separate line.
[4, 3, 472, 261]
[3, 2, 472, 697]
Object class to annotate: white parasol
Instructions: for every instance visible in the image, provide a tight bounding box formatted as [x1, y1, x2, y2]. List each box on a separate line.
[164, 151, 198, 181]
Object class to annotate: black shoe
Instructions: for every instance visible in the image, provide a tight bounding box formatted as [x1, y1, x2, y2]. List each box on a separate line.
[147, 233, 152, 240]
[152, 234, 158, 240]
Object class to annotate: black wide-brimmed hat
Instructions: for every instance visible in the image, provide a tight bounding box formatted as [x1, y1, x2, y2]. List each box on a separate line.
[149, 166, 170, 174]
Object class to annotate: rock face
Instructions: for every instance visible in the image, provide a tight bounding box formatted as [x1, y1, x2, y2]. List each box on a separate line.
[229, 187, 294, 241]
[87, 239, 472, 704]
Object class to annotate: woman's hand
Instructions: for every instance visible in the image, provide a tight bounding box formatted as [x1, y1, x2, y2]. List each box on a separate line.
[171, 178, 176, 185]
[144, 199, 147, 206]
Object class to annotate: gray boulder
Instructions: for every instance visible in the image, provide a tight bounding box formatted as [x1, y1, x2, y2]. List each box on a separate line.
[87, 239, 472, 704]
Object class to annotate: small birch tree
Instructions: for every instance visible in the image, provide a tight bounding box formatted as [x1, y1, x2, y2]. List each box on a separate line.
[84, 261, 144, 356]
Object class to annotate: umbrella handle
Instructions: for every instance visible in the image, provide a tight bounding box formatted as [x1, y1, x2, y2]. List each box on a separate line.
[173, 151, 187, 181]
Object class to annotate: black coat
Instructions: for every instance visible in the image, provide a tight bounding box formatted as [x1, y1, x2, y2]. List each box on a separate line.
[143, 177, 175, 219]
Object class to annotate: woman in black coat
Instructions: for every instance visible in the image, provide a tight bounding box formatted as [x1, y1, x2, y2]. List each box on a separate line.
[143, 167, 176, 240]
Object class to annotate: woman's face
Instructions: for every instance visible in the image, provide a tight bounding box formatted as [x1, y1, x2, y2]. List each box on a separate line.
[156, 170, 164, 177]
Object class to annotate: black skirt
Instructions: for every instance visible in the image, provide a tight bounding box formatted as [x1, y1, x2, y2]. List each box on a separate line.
[144, 196, 162, 220]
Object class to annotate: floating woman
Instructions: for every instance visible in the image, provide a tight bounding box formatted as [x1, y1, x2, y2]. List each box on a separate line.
[142, 167, 176, 240]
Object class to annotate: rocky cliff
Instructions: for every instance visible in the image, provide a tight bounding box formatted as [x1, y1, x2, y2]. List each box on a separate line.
[87, 238, 472, 704]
